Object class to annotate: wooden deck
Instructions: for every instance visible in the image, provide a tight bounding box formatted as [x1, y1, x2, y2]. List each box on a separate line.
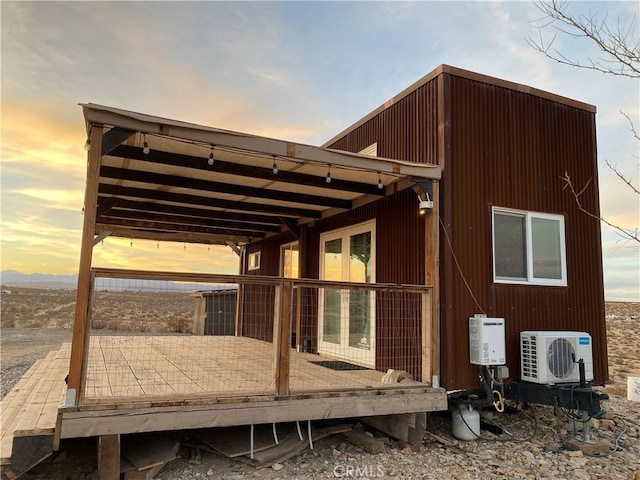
[1, 343, 70, 474]
[85, 335, 393, 400]
[1, 336, 447, 477]
[62, 335, 446, 440]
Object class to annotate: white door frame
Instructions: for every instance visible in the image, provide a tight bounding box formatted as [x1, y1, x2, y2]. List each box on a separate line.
[318, 220, 376, 367]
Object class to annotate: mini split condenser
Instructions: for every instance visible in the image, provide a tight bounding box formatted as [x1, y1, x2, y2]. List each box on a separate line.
[520, 331, 593, 384]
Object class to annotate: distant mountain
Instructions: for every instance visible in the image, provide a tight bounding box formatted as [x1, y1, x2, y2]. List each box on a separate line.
[1, 270, 78, 288]
[0, 270, 234, 293]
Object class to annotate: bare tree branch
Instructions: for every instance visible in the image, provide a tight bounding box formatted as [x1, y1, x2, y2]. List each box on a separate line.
[621, 111, 640, 143]
[529, 1, 640, 78]
[605, 159, 640, 196]
[561, 171, 639, 243]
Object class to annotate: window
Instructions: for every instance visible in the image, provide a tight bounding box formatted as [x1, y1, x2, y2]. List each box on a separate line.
[492, 208, 567, 286]
[359, 143, 378, 156]
[280, 242, 299, 278]
[248, 251, 261, 271]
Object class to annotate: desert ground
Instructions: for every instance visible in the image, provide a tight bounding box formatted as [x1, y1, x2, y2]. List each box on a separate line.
[1, 287, 638, 479]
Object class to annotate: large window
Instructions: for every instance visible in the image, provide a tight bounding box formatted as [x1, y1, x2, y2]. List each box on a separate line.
[492, 208, 567, 286]
[280, 242, 299, 278]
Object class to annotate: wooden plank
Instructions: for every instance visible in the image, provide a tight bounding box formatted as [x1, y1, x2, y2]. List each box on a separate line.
[0, 359, 44, 438]
[60, 389, 447, 438]
[90, 267, 431, 293]
[430, 181, 441, 381]
[0, 434, 54, 478]
[98, 434, 120, 480]
[358, 412, 427, 446]
[421, 291, 431, 384]
[123, 463, 164, 480]
[248, 432, 303, 464]
[196, 425, 288, 458]
[68, 124, 104, 406]
[240, 423, 353, 469]
[340, 429, 385, 453]
[121, 433, 179, 471]
[1, 345, 70, 464]
[83, 105, 441, 180]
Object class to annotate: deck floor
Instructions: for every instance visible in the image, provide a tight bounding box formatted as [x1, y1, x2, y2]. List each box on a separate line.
[85, 335, 393, 401]
[0, 343, 70, 463]
[2, 335, 446, 464]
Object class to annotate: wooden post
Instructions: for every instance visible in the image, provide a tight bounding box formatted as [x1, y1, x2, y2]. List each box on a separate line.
[273, 280, 292, 396]
[67, 124, 103, 406]
[421, 290, 431, 383]
[97, 434, 120, 480]
[424, 181, 440, 384]
[235, 246, 245, 337]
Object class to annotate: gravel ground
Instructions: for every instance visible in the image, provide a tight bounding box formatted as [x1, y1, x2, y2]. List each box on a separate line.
[2, 327, 639, 480]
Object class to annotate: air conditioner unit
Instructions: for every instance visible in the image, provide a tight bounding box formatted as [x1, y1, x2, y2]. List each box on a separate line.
[520, 331, 593, 384]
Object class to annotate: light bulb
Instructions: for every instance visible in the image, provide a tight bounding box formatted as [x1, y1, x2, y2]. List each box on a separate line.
[84, 138, 91, 151]
[326, 166, 332, 184]
[272, 159, 279, 175]
[142, 133, 150, 154]
[377, 172, 384, 190]
[208, 149, 215, 166]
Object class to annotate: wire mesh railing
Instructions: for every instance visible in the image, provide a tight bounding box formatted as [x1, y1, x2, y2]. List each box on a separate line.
[79, 268, 432, 404]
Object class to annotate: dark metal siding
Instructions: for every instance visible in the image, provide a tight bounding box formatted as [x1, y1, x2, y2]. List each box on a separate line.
[326, 71, 605, 391]
[439, 75, 606, 390]
[329, 78, 439, 165]
[242, 232, 296, 340]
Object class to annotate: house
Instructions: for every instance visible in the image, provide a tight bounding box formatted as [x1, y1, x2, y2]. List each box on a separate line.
[245, 64, 607, 391]
[1, 64, 607, 478]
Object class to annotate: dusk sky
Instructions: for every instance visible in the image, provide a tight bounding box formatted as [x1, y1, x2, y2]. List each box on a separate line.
[1, 1, 638, 300]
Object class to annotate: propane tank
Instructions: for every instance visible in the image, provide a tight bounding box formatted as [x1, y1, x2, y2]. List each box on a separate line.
[452, 404, 480, 441]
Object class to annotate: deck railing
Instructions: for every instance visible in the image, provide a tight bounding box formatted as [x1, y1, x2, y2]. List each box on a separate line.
[78, 268, 433, 405]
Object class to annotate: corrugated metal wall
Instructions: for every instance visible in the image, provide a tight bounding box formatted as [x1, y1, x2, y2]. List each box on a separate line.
[325, 71, 606, 391]
[440, 75, 606, 389]
[330, 79, 439, 164]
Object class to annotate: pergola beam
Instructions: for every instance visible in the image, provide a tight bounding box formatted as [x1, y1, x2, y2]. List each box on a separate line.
[101, 208, 281, 234]
[109, 145, 384, 196]
[99, 165, 352, 209]
[82, 104, 442, 180]
[98, 184, 322, 219]
[98, 197, 283, 226]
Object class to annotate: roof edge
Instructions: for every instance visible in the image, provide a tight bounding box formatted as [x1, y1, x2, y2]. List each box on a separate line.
[322, 64, 596, 148]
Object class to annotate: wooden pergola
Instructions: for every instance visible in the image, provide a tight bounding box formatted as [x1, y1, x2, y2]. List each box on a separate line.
[68, 103, 442, 407]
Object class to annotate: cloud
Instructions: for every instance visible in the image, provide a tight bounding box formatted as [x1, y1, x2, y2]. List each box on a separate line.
[1, 1, 637, 301]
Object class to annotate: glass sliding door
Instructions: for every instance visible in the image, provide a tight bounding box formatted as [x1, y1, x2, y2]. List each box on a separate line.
[319, 221, 375, 367]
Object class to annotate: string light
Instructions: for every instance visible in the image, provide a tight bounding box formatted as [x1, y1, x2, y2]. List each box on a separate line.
[142, 133, 150, 154]
[208, 146, 215, 166]
[326, 165, 332, 184]
[377, 172, 384, 190]
[84, 126, 92, 151]
[272, 156, 279, 175]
